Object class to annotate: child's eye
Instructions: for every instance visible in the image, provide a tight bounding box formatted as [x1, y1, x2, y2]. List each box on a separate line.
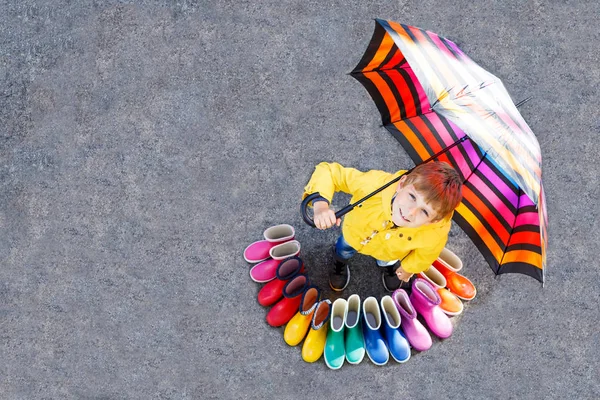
[409, 194, 416, 200]
[422, 209, 429, 217]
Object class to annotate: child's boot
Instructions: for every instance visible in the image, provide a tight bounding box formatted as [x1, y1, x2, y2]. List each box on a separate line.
[381, 263, 401, 292]
[324, 298, 347, 370]
[433, 256, 476, 301]
[302, 299, 331, 363]
[410, 278, 453, 339]
[361, 296, 389, 366]
[249, 258, 280, 283]
[266, 274, 309, 327]
[284, 286, 320, 346]
[243, 224, 295, 263]
[257, 257, 304, 307]
[329, 247, 350, 292]
[249, 240, 301, 283]
[419, 265, 464, 316]
[380, 295, 411, 363]
[344, 294, 365, 364]
[392, 288, 432, 352]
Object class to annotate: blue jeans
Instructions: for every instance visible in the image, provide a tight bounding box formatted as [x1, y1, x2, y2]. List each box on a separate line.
[334, 235, 397, 268]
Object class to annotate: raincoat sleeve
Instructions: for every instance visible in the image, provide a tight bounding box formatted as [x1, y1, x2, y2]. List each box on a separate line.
[302, 162, 369, 203]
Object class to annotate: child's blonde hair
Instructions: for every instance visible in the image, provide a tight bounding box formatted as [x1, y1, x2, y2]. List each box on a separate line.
[404, 161, 462, 221]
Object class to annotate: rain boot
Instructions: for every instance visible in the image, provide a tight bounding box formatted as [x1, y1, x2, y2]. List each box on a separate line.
[302, 299, 331, 363]
[266, 274, 309, 327]
[419, 265, 464, 316]
[269, 240, 301, 260]
[249, 258, 280, 283]
[324, 298, 347, 370]
[257, 256, 304, 307]
[284, 286, 320, 346]
[433, 257, 476, 301]
[392, 288, 432, 352]
[437, 248, 463, 271]
[410, 278, 453, 339]
[243, 224, 295, 263]
[380, 296, 410, 363]
[362, 296, 389, 366]
[344, 294, 365, 365]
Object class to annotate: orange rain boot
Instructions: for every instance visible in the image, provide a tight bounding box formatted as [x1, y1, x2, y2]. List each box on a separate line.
[419, 265, 463, 316]
[433, 249, 476, 301]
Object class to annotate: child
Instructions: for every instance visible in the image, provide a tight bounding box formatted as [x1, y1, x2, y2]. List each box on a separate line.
[303, 161, 462, 292]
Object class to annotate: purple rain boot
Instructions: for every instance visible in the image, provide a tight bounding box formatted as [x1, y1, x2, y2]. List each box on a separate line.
[392, 288, 432, 352]
[409, 278, 453, 339]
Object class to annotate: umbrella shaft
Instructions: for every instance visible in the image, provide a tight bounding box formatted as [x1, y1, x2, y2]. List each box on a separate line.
[335, 136, 468, 219]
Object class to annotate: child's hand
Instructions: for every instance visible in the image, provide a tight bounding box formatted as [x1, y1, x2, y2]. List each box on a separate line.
[396, 267, 413, 282]
[313, 201, 341, 230]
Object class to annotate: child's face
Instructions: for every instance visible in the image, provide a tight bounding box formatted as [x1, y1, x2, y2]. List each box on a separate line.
[391, 177, 438, 228]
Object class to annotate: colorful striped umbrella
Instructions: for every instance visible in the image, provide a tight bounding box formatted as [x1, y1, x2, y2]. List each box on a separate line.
[350, 19, 547, 283]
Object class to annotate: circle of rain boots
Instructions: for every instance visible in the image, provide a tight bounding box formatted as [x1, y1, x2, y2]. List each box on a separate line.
[246, 228, 478, 368]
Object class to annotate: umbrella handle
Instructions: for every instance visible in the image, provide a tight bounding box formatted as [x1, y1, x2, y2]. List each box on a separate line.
[301, 193, 354, 228]
[300, 193, 321, 228]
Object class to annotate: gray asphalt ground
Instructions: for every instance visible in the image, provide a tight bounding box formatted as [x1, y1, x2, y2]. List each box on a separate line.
[1, 1, 598, 399]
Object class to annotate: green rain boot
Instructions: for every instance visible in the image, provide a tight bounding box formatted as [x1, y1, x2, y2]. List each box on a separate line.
[344, 294, 366, 364]
[324, 298, 347, 370]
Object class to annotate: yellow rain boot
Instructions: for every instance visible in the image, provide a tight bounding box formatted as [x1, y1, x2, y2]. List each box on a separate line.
[284, 286, 320, 346]
[302, 299, 331, 363]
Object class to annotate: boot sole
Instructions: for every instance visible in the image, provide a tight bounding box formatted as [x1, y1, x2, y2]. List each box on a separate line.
[366, 351, 389, 366]
[451, 288, 477, 301]
[390, 352, 411, 363]
[329, 266, 350, 292]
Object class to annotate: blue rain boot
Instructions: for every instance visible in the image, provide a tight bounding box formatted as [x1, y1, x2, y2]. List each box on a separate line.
[380, 295, 411, 363]
[361, 296, 389, 366]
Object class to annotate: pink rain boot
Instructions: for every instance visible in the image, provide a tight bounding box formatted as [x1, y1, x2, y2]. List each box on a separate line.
[392, 289, 431, 352]
[409, 278, 453, 339]
[249, 240, 301, 282]
[243, 224, 295, 263]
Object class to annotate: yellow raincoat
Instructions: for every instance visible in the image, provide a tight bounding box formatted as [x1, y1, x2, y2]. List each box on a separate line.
[303, 162, 453, 274]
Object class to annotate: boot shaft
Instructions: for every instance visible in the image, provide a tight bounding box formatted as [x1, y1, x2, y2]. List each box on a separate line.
[345, 294, 361, 329]
[380, 296, 401, 329]
[392, 289, 417, 321]
[410, 278, 441, 313]
[362, 296, 381, 331]
[330, 298, 347, 332]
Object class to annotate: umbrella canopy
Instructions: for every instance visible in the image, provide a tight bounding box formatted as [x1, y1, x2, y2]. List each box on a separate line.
[350, 19, 547, 283]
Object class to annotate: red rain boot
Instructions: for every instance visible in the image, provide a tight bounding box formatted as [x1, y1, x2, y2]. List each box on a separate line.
[266, 274, 309, 327]
[257, 257, 304, 307]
